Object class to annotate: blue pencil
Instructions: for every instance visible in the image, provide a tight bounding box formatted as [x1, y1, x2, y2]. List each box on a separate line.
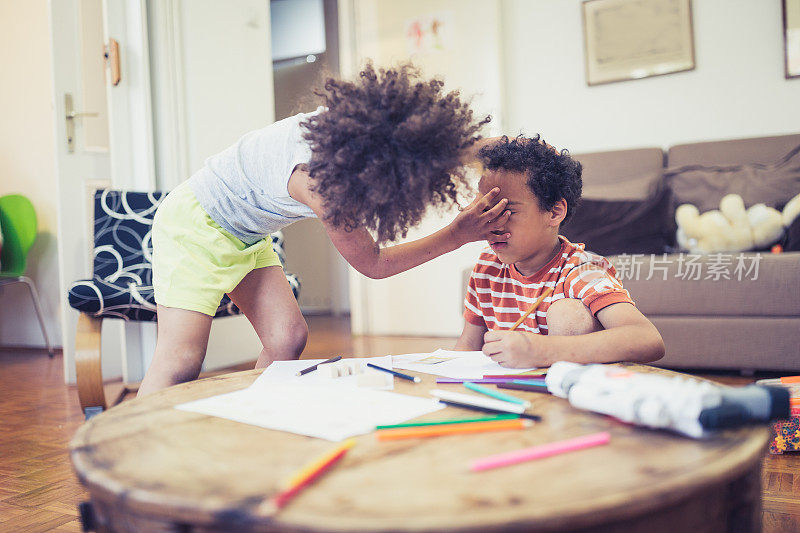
[512, 379, 547, 387]
[366, 363, 421, 383]
[464, 382, 531, 408]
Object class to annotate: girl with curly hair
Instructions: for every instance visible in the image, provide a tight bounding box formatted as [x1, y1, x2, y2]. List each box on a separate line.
[139, 64, 510, 395]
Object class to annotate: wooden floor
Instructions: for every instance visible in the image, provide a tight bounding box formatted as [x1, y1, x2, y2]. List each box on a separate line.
[1, 314, 799, 532]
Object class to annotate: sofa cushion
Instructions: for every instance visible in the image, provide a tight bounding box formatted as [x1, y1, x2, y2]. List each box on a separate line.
[665, 143, 800, 213]
[784, 216, 800, 251]
[668, 134, 800, 167]
[572, 148, 664, 200]
[561, 184, 673, 255]
[608, 251, 800, 317]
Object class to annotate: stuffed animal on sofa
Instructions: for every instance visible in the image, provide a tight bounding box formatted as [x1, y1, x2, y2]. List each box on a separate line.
[675, 192, 800, 254]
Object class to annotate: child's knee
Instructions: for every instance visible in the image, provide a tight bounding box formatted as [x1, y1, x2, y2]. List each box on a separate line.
[288, 319, 309, 353]
[546, 298, 603, 336]
[267, 317, 308, 356]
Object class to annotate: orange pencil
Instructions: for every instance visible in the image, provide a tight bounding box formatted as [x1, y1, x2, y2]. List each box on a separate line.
[376, 418, 530, 441]
[510, 287, 553, 331]
[264, 438, 356, 512]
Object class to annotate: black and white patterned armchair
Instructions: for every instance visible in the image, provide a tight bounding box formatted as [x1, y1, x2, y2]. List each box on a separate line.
[69, 190, 300, 418]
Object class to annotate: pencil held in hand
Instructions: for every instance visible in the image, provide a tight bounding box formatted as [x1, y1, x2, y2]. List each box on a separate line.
[510, 287, 553, 331]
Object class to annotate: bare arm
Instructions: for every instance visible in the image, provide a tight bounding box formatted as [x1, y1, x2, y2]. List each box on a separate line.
[482, 303, 665, 368]
[290, 169, 510, 279]
[454, 321, 487, 351]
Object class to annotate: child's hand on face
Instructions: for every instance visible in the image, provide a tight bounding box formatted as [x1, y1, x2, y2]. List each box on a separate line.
[482, 330, 548, 368]
[448, 188, 510, 247]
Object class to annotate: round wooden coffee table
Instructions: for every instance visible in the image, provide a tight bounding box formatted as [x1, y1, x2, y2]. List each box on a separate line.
[70, 363, 768, 532]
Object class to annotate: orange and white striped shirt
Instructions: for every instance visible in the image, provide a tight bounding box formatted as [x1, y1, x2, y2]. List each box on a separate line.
[464, 236, 633, 334]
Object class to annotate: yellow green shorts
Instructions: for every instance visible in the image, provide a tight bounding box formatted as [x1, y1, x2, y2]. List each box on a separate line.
[151, 181, 282, 316]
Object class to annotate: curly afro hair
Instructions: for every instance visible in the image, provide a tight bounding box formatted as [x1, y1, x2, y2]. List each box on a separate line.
[478, 135, 582, 225]
[301, 63, 490, 243]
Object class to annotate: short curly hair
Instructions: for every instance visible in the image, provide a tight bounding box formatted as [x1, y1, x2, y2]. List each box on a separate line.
[302, 63, 490, 243]
[478, 135, 582, 225]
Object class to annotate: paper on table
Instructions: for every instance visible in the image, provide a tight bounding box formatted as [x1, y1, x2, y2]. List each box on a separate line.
[392, 349, 537, 380]
[175, 382, 443, 441]
[251, 355, 395, 390]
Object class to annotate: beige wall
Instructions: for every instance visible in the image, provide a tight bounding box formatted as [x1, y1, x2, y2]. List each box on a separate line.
[0, 0, 61, 348]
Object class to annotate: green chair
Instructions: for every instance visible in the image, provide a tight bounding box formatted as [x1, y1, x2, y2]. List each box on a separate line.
[0, 194, 53, 356]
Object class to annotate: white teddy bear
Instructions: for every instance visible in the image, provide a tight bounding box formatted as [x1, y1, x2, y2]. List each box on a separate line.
[675, 192, 800, 254]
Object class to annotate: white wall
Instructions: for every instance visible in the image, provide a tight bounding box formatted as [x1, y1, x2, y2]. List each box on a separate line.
[0, 0, 61, 349]
[502, 0, 800, 153]
[347, 0, 505, 336]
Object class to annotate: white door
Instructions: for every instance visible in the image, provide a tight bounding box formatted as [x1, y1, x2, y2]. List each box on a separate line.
[50, 0, 115, 383]
[53, 0, 158, 384]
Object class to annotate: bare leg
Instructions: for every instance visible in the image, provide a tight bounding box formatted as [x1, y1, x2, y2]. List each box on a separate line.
[546, 298, 603, 336]
[228, 265, 308, 368]
[137, 305, 213, 397]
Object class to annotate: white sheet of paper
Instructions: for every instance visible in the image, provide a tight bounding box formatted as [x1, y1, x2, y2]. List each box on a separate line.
[251, 355, 395, 390]
[392, 349, 537, 379]
[175, 382, 443, 441]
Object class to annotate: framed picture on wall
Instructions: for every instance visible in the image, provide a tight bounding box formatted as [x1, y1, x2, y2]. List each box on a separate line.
[582, 0, 695, 86]
[784, 0, 800, 79]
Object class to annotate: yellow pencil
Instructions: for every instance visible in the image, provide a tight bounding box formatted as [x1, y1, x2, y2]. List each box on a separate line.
[258, 438, 357, 515]
[510, 287, 553, 331]
[284, 438, 356, 489]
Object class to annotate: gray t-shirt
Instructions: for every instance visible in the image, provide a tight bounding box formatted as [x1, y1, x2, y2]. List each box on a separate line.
[188, 108, 321, 245]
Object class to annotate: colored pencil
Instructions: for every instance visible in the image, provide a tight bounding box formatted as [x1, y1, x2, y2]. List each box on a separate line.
[375, 414, 519, 430]
[756, 376, 800, 385]
[436, 378, 538, 384]
[511, 379, 547, 387]
[297, 355, 342, 376]
[431, 389, 526, 414]
[376, 418, 530, 441]
[464, 381, 530, 407]
[509, 287, 553, 331]
[438, 399, 542, 421]
[270, 438, 356, 509]
[366, 363, 421, 383]
[483, 374, 546, 380]
[470, 431, 611, 472]
[497, 382, 551, 394]
[516, 368, 549, 376]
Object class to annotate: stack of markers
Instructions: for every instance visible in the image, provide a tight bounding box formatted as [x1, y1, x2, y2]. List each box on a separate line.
[758, 375, 800, 454]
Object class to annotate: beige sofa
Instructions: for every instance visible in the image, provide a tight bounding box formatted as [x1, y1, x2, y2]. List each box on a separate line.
[572, 134, 800, 372]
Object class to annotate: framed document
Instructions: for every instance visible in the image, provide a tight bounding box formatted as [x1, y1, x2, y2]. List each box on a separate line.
[784, 0, 800, 79]
[582, 0, 695, 86]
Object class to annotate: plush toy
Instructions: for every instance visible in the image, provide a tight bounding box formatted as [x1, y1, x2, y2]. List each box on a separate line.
[675, 192, 800, 254]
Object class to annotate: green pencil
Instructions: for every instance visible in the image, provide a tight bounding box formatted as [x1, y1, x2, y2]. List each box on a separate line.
[464, 381, 532, 408]
[375, 414, 519, 430]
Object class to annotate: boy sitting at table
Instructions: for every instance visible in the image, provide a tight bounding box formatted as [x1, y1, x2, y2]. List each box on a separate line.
[454, 136, 665, 368]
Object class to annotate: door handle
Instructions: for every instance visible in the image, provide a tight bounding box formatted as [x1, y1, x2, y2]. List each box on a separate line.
[65, 93, 99, 153]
